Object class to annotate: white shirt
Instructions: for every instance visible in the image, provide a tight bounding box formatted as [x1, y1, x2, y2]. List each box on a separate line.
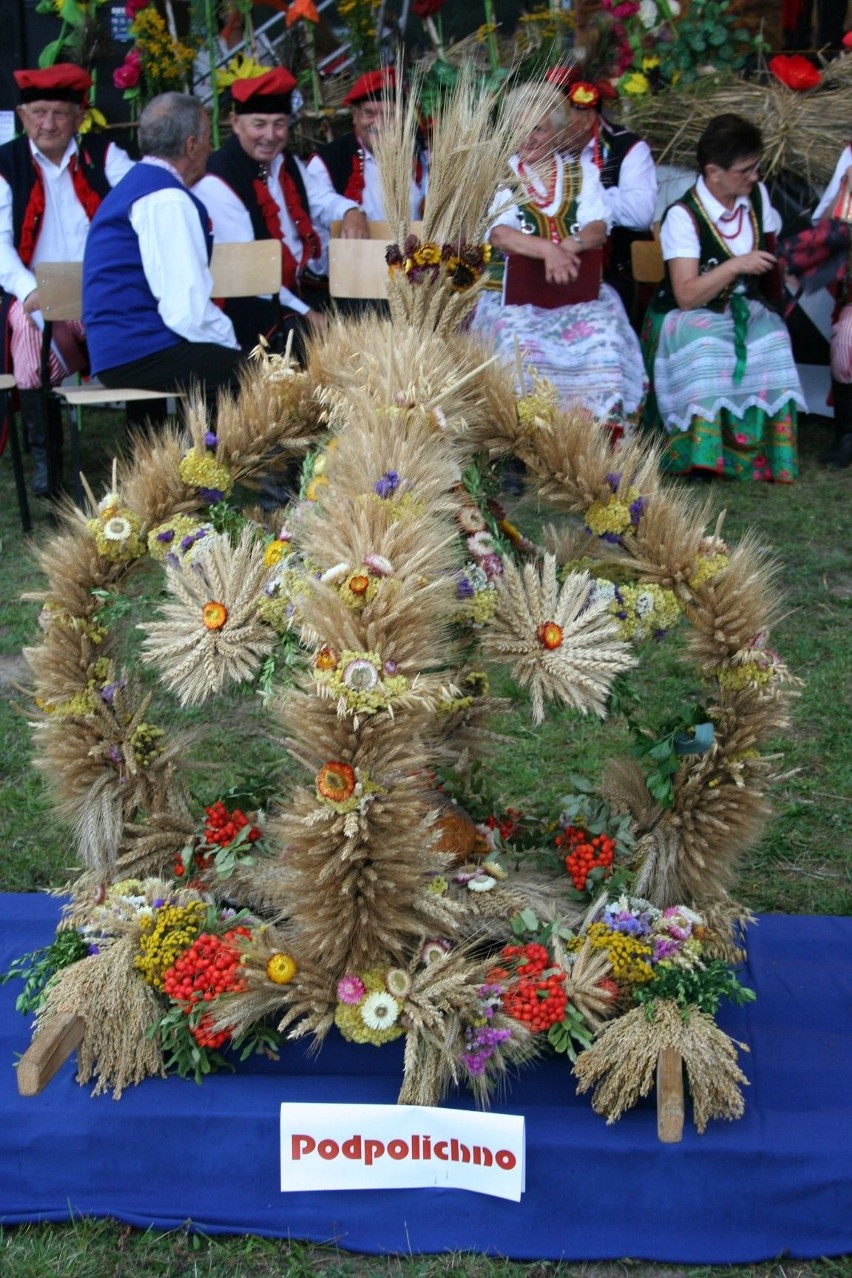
[661, 176, 781, 261]
[305, 139, 426, 271]
[489, 152, 610, 234]
[813, 145, 852, 221]
[132, 157, 238, 348]
[579, 128, 657, 231]
[195, 152, 356, 314]
[0, 135, 134, 303]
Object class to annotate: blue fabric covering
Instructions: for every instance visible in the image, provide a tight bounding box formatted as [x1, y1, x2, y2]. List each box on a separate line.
[1, 894, 850, 1261]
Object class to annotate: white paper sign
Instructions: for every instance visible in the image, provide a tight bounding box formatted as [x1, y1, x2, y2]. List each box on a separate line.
[280, 1103, 525, 1201]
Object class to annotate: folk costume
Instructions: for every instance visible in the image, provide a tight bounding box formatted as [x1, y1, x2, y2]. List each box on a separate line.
[471, 153, 647, 425]
[305, 68, 426, 265]
[0, 64, 134, 493]
[642, 176, 804, 482]
[561, 80, 657, 315]
[194, 68, 354, 355]
[83, 159, 242, 398]
[812, 145, 852, 465]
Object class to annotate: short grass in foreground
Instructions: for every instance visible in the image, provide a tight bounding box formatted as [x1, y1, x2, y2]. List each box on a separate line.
[0, 406, 849, 1273]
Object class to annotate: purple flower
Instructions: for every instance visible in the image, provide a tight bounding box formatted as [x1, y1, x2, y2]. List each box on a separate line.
[653, 938, 680, 962]
[88, 943, 101, 956]
[100, 679, 126, 706]
[204, 432, 218, 448]
[164, 552, 179, 568]
[152, 898, 166, 908]
[198, 487, 223, 504]
[156, 529, 175, 543]
[605, 471, 622, 490]
[374, 471, 400, 498]
[629, 497, 645, 524]
[180, 534, 196, 553]
[456, 576, 474, 599]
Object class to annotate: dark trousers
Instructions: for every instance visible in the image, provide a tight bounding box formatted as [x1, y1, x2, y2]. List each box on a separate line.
[98, 340, 247, 401]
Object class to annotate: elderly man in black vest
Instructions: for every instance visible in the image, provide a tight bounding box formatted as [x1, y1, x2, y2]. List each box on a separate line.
[548, 70, 657, 318]
[194, 67, 359, 359]
[0, 64, 133, 495]
[305, 68, 425, 251]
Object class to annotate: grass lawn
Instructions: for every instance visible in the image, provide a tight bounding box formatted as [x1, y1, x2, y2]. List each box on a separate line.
[0, 401, 850, 1277]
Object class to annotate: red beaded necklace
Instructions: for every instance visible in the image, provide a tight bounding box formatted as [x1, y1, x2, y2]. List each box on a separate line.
[717, 203, 747, 239]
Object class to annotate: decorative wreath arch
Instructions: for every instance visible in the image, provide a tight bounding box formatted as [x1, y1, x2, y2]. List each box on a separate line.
[14, 73, 797, 1130]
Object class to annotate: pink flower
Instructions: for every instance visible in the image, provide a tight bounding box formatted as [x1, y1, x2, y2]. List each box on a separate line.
[336, 974, 365, 1004]
[113, 56, 142, 90]
[125, 0, 148, 16]
[480, 553, 504, 581]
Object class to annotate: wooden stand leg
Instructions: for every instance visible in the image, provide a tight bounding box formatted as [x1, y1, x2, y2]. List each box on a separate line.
[16, 1012, 86, 1097]
[656, 1046, 685, 1143]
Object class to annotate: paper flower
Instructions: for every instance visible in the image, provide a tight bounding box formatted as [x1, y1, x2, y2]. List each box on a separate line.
[769, 54, 821, 91]
[481, 555, 636, 723]
[139, 528, 277, 705]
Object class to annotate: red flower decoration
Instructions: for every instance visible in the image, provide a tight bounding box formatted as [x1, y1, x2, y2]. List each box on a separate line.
[412, 0, 447, 16]
[768, 54, 821, 91]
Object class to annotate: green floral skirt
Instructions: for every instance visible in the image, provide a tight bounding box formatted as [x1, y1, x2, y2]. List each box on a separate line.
[662, 401, 799, 483]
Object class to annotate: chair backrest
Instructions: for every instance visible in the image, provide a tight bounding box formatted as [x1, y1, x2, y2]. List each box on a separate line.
[210, 239, 282, 297]
[35, 241, 283, 322]
[328, 221, 423, 300]
[35, 262, 83, 322]
[631, 223, 664, 285]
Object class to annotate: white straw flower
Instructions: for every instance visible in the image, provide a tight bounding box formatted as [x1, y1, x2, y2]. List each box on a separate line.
[360, 991, 400, 1030]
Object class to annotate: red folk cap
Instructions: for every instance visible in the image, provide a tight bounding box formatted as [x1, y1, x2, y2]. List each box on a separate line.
[343, 67, 395, 107]
[566, 80, 601, 111]
[14, 64, 92, 105]
[230, 67, 297, 114]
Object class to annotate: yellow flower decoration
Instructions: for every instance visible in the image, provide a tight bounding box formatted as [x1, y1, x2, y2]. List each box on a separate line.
[266, 952, 298, 985]
[622, 72, 650, 96]
[216, 55, 275, 91]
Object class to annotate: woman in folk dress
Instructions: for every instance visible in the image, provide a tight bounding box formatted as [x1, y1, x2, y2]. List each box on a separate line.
[470, 85, 647, 429]
[642, 113, 804, 481]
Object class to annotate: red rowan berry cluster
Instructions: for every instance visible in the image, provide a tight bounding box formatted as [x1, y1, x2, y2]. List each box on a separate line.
[162, 927, 251, 1048]
[495, 942, 567, 1034]
[485, 807, 524, 841]
[204, 801, 261, 847]
[557, 825, 616, 891]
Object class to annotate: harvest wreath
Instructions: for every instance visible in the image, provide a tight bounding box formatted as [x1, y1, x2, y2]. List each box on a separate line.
[5, 74, 798, 1136]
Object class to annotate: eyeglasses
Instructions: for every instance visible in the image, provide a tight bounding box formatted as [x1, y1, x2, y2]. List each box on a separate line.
[24, 106, 77, 123]
[730, 160, 761, 177]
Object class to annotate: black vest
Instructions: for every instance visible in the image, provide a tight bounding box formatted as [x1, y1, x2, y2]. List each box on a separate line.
[0, 132, 112, 257]
[312, 132, 361, 198]
[205, 133, 311, 243]
[652, 183, 773, 315]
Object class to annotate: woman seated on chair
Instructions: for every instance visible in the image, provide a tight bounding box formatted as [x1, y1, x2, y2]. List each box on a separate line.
[469, 85, 647, 430]
[642, 113, 804, 482]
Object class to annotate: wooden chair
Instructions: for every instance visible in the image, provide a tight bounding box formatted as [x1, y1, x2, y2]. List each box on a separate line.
[630, 222, 664, 285]
[34, 241, 282, 504]
[0, 371, 32, 533]
[327, 220, 423, 301]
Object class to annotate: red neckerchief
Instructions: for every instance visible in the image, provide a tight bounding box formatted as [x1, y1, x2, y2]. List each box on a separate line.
[18, 167, 45, 268]
[252, 160, 319, 291]
[343, 142, 366, 205]
[69, 151, 103, 223]
[18, 146, 103, 268]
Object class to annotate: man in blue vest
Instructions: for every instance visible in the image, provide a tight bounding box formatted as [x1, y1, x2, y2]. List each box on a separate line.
[83, 93, 244, 406]
[0, 64, 134, 494]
